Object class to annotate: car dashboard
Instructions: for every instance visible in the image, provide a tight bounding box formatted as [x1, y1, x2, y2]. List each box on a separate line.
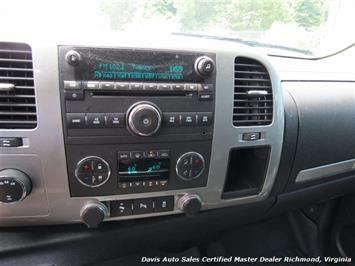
[0, 35, 355, 229]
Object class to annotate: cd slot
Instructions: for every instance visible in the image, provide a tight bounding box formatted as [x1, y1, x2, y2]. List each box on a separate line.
[91, 90, 191, 97]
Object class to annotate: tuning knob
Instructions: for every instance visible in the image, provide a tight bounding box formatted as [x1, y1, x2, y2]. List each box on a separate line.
[178, 194, 202, 216]
[0, 169, 32, 204]
[126, 102, 162, 137]
[194, 56, 215, 77]
[80, 202, 108, 228]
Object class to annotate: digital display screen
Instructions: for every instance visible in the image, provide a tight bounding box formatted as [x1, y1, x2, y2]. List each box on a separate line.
[74, 48, 204, 82]
[118, 158, 170, 181]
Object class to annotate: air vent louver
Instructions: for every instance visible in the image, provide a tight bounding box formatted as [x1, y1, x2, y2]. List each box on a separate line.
[233, 57, 273, 126]
[0, 42, 37, 129]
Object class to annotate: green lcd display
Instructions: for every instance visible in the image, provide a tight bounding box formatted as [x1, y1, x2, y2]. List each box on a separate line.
[74, 48, 203, 82]
[118, 158, 170, 181]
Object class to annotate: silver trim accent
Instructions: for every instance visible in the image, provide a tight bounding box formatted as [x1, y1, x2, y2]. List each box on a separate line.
[296, 158, 355, 183]
[247, 90, 268, 95]
[0, 83, 15, 92]
[74, 156, 111, 188]
[0, 39, 284, 226]
[177, 194, 202, 211]
[175, 152, 205, 181]
[126, 101, 162, 137]
[194, 56, 215, 77]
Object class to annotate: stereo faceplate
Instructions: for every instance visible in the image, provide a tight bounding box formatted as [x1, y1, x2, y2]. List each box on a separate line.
[58, 46, 216, 198]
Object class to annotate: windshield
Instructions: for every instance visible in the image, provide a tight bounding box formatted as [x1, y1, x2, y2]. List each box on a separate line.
[2, 0, 354, 57]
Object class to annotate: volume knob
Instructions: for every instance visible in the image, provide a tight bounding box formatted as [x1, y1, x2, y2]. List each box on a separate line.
[126, 102, 162, 137]
[195, 56, 215, 77]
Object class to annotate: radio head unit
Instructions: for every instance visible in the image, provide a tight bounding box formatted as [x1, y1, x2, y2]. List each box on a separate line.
[67, 48, 209, 82]
[58, 46, 215, 201]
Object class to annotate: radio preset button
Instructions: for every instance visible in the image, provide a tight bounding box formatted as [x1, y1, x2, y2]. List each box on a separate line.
[67, 113, 86, 128]
[99, 82, 114, 90]
[184, 84, 199, 91]
[64, 80, 81, 90]
[200, 84, 213, 91]
[86, 113, 105, 128]
[106, 113, 125, 128]
[83, 81, 99, 90]
[114, 82, 129, 90]
[158, 84, 172, 91]
[172, 84, 185, 91]
[130, 83, 143, 90]
[144, 83, 157, 90]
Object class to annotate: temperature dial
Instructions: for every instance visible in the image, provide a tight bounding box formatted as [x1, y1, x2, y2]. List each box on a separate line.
[0, 169, 32, 204]
[176, 152, 205, 180]
[75, 156, 111, 187]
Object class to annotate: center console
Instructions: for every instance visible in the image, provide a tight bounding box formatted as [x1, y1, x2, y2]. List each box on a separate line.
[0, 39, 284, 228]
[58, 46, 216, 225]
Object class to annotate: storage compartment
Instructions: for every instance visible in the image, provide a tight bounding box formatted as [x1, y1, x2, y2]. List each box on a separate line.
[222, 146, 270, 199]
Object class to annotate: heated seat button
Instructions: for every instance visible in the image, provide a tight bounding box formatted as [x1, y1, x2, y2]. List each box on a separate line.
[86, 113, 105, 128]
[133, 198, 154, 215]
[66, 113, 86, 128]
[106, 113, 125, 128]
[110, 200, 133, 216]
[197, 113, 213, 126]
[154, 196, 174, 212]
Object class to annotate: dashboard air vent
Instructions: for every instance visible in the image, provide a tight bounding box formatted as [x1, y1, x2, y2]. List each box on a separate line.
[233, 57, 273, 126]
[0, 42, 37, 129]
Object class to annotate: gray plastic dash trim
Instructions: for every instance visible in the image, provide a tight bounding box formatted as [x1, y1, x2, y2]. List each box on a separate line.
[296, 159, 355, 183]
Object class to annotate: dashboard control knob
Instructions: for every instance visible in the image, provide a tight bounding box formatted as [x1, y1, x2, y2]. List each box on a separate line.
[65, 50, 81, 66]
[176, 152, 205, 180]
[195, 56, 215, 77]
[127, 102, 162, 137]
[178, 194, 202, 215]
[0, 169, 32, 204]
[75, 156, 111, 188]
[80, 202, 108, 228]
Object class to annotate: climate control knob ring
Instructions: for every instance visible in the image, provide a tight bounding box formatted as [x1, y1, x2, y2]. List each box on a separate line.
[176, 152, 205, 180]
